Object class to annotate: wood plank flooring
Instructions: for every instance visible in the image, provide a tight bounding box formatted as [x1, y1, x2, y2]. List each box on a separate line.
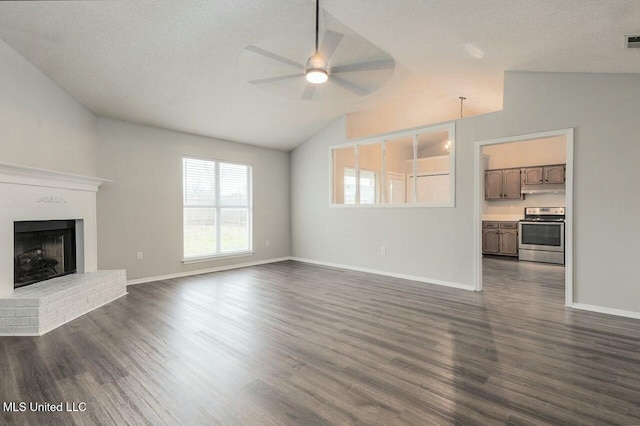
[1, 259, 640, 425]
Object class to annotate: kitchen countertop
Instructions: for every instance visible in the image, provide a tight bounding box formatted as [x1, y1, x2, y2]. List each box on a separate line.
[482, 214, 524, 222]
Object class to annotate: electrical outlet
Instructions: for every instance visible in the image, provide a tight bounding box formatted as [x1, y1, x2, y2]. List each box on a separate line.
[265, 240, 270, 247]
[136, 251, 143, 260]
[380, 246, 386, 255]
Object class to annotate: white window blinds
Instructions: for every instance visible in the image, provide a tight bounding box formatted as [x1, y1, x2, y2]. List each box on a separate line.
[359, 170, 377, 204]
[183, 157, 252, 259]
[344, 168, 377, 205]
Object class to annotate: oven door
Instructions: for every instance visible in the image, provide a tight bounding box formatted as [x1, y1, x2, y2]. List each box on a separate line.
[518, 221, 565, 252]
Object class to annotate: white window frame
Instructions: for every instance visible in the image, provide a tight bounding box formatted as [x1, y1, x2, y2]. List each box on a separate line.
[329, 121, 456, 208]
[182, 156, 254, 263]
[343, 167, 380, 205]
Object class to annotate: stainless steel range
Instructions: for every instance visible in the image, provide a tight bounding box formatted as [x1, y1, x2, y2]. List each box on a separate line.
[519, 207, 565, 265]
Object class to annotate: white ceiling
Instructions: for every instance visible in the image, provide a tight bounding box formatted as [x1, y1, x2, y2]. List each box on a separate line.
[0, 0, 638, 151]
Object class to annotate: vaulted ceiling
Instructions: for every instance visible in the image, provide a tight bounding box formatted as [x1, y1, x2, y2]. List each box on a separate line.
[0, 1, 638, 150]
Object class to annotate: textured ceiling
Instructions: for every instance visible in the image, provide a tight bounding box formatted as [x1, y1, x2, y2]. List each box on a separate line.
[0, 0, 638, 150]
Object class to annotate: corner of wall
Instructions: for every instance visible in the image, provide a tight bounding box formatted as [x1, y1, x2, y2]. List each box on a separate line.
[0, 38, 98, 176]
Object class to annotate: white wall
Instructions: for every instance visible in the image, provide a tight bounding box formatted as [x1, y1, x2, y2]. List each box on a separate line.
[96, 118, 291, 281]
[291, 72, 640, 314]
[0, 39, 97, 176]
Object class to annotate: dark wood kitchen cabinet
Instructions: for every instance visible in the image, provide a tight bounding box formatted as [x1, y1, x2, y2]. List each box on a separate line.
[523, 167, 543, 184]
[482, 222, 500, 253]
[543, 164, 565, 184]
[486, 163, 566, 201]
[499, 228, 518, 256]
[503, 169, 522, 199]
[482, 221, 518, 257]
[484, 168, 522, 200]
[485, 170, 503, 200]
[524, 164, 566, 186]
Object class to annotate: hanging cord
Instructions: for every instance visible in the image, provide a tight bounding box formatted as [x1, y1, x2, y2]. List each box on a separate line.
[315, 0, 319, 52]
[459, 96, 467, 118]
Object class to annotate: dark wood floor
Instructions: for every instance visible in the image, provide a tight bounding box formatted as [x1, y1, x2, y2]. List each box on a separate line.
[2, 259, 640, 425]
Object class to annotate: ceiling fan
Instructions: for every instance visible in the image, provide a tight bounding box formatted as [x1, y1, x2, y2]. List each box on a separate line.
[244, 0, 395, 100]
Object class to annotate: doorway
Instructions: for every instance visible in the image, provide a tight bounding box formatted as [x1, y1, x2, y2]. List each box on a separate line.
[473, 129, 574, 306]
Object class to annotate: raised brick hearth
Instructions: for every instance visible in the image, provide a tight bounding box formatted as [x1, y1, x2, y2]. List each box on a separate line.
[0, 270, 127, 336]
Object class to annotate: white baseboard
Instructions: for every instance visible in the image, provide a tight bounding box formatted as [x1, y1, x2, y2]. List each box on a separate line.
[291, 257, 474, 291]
[126, 257, 292, 285]
[127, 255, 473, 292]
[571, 303, 640, 320]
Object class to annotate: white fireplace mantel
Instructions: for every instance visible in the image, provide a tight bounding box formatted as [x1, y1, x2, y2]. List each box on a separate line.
[0, 162, 110, 297]
[0, 162, 126, 335]
[0, 162, 111, 192]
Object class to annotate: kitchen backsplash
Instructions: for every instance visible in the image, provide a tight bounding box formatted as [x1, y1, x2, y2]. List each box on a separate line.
[483, 192, 565, 216]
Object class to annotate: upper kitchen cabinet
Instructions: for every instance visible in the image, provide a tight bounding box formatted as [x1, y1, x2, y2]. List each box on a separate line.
[484, 168, 522, 200]
[543, 165, 565, 184]
[486, 163, 566, 200]
[485, 170, 503, 200]
[503, 168, 522, 199]
[523, 167, 543, 185]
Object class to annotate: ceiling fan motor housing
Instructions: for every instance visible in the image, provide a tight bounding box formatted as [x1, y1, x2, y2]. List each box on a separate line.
[306, 53, 328, 72]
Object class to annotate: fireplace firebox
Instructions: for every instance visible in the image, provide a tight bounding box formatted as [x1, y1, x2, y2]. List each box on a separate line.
[14, 220, 77, 289]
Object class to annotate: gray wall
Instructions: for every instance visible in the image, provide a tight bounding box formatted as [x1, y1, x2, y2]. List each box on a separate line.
[97, 118, 291, 281]
[486, 72, 640, 312]
[291, 116, 476, 288]
[291, 72, 640, 313]
[0, 38, 97, 176]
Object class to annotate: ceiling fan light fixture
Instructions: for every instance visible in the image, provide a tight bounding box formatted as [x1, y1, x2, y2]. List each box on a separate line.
[244, 0, 394, 99]
[306, 68, 328, 84]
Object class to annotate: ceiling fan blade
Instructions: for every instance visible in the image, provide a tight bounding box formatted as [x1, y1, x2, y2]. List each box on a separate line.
[318, 30, 344, 62]
[301, 85, 316, 100]
[246, 46, 305, 69]
[249, 73, 302, 85]
[331, 59, 395, 74]
[330, 76, 370, 96]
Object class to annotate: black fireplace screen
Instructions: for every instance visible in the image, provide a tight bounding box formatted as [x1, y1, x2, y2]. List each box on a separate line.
[14, 220, 77, 288]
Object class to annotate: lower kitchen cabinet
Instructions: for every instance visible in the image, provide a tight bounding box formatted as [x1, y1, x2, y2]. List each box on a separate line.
[499, 228, 518, 255]
[482, 221, 519, 257]
[482, 224, 500, 253]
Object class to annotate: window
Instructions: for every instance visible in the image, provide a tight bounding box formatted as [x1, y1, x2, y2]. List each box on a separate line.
[330, 122, 455, 207]
[359, 170, 377, 204]
[344, 168, 357, 205]
[183, 157, 252, 260]
[344, 168, 378, 204]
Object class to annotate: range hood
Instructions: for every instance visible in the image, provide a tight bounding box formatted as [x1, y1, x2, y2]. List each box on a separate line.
[521, 183, 565, 195]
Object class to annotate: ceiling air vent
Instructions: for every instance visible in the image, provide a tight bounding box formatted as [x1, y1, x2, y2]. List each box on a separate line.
[626, 35, 640, 49]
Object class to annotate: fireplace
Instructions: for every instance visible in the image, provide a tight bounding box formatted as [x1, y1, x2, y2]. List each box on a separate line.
[14, 220, 78, 289]
[0, 163, 127, 336]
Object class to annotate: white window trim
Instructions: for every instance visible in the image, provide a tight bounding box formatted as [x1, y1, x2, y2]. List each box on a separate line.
[182, 156, 254, 261]
[344, 167, 380, 205]
[182, 251, 255, 264]
[328, 121, 456, 208]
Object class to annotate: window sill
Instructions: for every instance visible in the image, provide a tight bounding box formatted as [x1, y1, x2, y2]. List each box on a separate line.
[182, 251, 255, 265]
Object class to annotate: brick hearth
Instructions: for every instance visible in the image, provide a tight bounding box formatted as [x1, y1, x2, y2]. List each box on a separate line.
[0, 270, 126, 336]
